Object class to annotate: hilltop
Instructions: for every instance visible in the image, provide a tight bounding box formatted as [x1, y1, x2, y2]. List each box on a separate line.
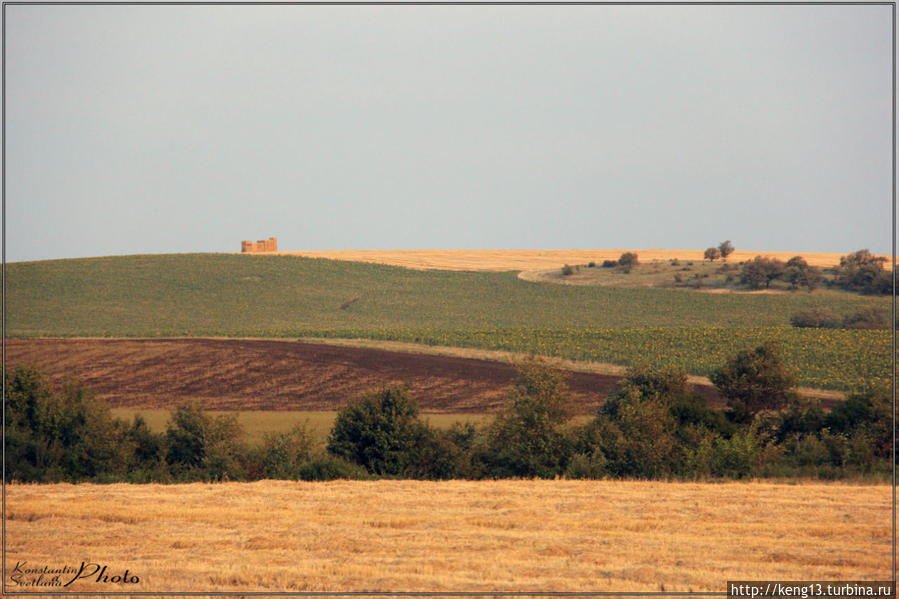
[4, 252, 890, 391]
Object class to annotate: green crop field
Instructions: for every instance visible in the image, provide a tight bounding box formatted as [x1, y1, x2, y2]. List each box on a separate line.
[5, 253, 891, 391]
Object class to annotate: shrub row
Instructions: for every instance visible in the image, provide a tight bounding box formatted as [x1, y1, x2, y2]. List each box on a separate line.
[6, 348, 893, 484]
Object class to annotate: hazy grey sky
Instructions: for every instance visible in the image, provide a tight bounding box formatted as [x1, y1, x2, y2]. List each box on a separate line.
[4, 4, 893, 262]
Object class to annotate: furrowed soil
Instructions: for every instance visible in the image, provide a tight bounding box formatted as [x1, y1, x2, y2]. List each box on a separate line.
[6, 480, 891, 593]
[6, 337, 674, 414]
[5, 338, 847, 413]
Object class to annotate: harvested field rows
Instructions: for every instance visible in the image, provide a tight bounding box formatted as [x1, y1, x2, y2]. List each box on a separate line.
[6, 480, 891, 593]
[5, 338, 653, 413]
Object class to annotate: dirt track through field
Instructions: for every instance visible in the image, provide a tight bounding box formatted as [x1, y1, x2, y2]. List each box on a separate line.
[7, 338, 692, 414]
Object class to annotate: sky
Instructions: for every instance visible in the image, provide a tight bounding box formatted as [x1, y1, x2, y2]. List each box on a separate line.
[4, 3, 894, 262]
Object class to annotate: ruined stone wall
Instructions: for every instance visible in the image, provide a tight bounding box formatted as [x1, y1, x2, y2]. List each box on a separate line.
[240, 237, 278, 253]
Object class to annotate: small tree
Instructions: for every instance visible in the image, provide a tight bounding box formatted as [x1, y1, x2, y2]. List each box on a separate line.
[704, 247, 721, 262]
[842, 307, 888, 330]
[327, 387, 428, 476]
[740, 256, 785, 290]
[718, 240, 735, 262]
[834, 249, 891, 295]
[485, 358, 574, 478]
[790, 307, 841, 329]
[783, 256, 821, 292]
[710, 343, 798, 423]
[618, 252, 639, 273]
[165, 403, 246, 481]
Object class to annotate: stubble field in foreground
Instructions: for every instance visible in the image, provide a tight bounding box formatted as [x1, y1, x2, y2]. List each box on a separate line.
[6, 480, 891, 594]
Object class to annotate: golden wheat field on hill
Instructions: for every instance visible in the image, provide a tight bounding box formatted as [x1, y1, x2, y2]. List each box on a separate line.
[5, 480, 891, 594]
[280, 249, 877, 271]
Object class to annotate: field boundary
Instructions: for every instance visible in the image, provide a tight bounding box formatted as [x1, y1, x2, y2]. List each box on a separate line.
[278, 249, 877, 271]
[13, 335, 844, 403]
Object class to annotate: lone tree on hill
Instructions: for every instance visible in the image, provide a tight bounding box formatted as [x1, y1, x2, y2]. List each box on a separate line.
[718, 240, 734, 261]
[710, 342, 798, 423]
[704, 247, 721, 262]
[618, 252, 639, 273]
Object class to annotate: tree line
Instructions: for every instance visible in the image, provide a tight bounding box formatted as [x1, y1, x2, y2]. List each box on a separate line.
[6, 342, 891, 484]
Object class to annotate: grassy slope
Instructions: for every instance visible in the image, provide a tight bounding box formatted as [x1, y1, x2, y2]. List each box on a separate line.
[5, 253, 891, 390]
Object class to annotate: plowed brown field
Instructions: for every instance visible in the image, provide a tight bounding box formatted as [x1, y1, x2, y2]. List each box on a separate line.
[6, 338, 704, 414]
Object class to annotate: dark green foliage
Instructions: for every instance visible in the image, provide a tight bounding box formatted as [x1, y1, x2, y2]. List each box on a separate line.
[790, 306, 888, 330]
[710, 343, 798, 423]
[790, 307, 842, 329]
[484, 359, 575, 478]
[784, 256, 821, 291]
[252, 424, 315, 480]
[296, 456, 371, 481]
[617, 252, 639, 273]
[326, 387, 428, 476]
[604, 397, 681, 478]
[718, 240, 734, 261]
[740, 256, 785, 290]
[5, 365, 134, 482]
[587, 365, 697, 478]
[123, 415, 169, 481]
[5, 361, 893, 484]
[667, 393, 735, 439]
[165, 404, 247, 481]
[825, 386, 892, 458]
[601, 260, 618, 268]
[704, 247, 720, 262]
[561, 264, 575, 276]
[587, 261, 596, 268]
[564, 450, 608, 479]
[842, 307, 888, 330]
[834, 249, 892, 295]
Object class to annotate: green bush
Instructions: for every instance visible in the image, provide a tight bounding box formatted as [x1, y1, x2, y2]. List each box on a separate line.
[842, 307, 888, 330]
[297, 455, 371, 481]
[165, 404, 247, 481]
[565, 450, 607, 479]
[790, 307, 842, 329]
[710, 342, 798, 423]
[484, 358, 575, 478]
[825, 386, 892, 458]
[326, 387, 428, 476]
[5, 365, 134, 482]
[784, 256, 821, 291]
[252, 424, 316, 480]
[740, 256, 785, 290]
[834, 249, 891, 295]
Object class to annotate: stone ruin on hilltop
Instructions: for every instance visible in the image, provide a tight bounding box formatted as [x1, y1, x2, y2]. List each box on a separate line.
[241, 237, 278, 253]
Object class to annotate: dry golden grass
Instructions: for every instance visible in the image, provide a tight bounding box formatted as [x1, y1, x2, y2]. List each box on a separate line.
[281, 249, 880, 271]
[6, 480, 890, 594]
